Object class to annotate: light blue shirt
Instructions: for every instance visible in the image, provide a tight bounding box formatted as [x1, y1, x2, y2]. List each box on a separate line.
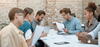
[88, 22, 100, 39]
[63, 17, 82, 34]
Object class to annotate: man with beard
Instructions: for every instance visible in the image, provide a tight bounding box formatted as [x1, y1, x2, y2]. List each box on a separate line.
[32, 10, 46, 47]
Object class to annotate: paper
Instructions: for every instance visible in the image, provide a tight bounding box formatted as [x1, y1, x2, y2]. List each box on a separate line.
[32, 25, 44, 46]
[56, 22, 64, 31]
[25, 29, 32, 40]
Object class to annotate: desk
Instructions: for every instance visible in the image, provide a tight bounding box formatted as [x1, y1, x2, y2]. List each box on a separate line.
[41, 29, 98, 47]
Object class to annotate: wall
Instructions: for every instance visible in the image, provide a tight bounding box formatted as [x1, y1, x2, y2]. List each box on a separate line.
[0, 0, 100, 29]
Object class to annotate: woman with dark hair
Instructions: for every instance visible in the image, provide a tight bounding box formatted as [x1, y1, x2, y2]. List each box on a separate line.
[83, 7, 98, 32]
[77, 4, 100, 44]
[19, 7, 35, 47]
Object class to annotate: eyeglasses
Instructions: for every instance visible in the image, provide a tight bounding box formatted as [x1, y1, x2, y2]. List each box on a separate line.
[17, 13, 24, 16]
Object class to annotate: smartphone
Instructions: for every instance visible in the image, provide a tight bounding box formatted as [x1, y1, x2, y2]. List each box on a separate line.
[54, 42, 69, 45]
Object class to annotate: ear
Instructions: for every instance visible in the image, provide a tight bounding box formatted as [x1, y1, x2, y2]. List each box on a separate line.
[15, 13, 18, 19]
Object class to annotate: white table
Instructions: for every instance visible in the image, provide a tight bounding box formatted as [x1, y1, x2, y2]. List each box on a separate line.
[41, 29, 98, 47]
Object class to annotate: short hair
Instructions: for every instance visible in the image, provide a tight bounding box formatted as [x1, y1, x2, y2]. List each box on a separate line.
[60, 8, 71, 15]
[8, 8, 24, 21]
[24, 7, 33, 17]
[36, 10, 46, 16]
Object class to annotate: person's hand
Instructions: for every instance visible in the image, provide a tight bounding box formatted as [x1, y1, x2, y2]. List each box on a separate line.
[63, 28, 68, 33]
[77, 32, 88, 39]
[76, 32, 90, 43]
[76, 32, 81, 36]
[41, 32, 47, 37]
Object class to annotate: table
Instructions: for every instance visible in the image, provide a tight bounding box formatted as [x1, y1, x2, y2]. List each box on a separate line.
[41, 29, 98, 47]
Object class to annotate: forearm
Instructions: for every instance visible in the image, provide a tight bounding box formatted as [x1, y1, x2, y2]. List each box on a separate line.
[68, 30, 82, 34]
[80, 35, 98, 44]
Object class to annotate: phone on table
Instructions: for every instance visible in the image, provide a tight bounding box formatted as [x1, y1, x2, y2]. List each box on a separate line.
[54, 42, 69, 45]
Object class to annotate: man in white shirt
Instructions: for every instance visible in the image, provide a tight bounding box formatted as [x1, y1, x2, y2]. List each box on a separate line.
[0, 8, 28, 47]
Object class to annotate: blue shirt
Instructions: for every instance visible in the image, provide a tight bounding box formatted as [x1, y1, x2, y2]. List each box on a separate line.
[19, 21, 33, 33]
[63, 17, 82, 34]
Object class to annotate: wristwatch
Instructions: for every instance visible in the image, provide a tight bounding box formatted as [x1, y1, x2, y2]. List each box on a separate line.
[87, 40, 91, 43]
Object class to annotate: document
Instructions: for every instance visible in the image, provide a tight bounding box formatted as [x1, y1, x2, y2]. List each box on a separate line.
[56, 22, 64, 31]
[32, 25, 44, 46]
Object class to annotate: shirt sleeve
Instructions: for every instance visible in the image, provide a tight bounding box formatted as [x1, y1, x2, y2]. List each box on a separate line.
[88, 23, 100, 39]
[63, 21, 66, 28]
[32, 22, 37, 32]
[25, 29, 32, 40]
[1, 35, 11, 47]
[19, 21, 31, 33]
[0, 31, 14, 47]
[69, 19, 82, 34]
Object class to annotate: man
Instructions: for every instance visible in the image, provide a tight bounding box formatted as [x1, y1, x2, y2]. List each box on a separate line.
[32, 10, 46, 47]
[59, 8, 82, 34]
[0, 8, 28, 47]
[32, 10, 45, 31]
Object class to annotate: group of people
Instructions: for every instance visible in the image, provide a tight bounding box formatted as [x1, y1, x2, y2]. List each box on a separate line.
[0, 2, 100, 47]
[0, 8, 46, 47]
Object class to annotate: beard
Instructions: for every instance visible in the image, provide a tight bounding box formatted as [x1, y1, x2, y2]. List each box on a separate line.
[37, 19, 42, 22]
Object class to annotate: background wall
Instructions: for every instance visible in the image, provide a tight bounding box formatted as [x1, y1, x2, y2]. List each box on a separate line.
[0, 0, 100, 30]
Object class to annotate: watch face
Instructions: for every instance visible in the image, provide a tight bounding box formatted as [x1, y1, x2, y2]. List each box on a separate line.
[88, 40, 91, 43]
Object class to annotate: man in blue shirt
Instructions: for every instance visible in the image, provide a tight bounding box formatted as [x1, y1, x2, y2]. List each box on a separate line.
[60, 8, 82, 34]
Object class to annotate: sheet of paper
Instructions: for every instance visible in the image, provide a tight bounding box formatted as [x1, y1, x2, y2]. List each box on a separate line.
[56, 22, 64, 31]
[25, 29, 32, 40]
[32, 25, 44, 46]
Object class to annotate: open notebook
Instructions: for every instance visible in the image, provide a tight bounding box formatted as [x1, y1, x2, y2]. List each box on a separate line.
[32, 25, 44, 46]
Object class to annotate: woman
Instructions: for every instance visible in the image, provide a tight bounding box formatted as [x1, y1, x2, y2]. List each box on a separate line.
[83, 2, 98, 33]
[19, 7, 34, 47]
[77, 4, 100, 44]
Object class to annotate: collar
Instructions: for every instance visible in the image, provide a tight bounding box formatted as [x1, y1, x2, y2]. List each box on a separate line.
[24, 19, 31, 24]
[67, 16, 73, 22]
[33, 19, 40, 25]
[9, 22, 23, 35]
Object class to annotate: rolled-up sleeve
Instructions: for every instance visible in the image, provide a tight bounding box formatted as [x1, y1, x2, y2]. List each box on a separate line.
[69, 20, 82, 34]
[88, 23, 100, 39]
